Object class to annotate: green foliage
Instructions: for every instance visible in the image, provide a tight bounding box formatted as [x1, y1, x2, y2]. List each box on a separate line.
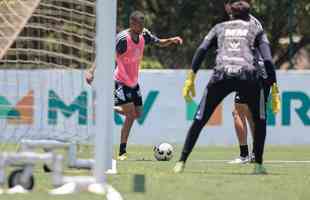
[118, 0, 310, 69]
[1, 1, 308, 69]
[141, 57, 164, 69]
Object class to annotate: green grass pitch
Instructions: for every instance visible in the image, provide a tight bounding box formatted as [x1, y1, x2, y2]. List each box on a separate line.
[1, 145, 310, 200]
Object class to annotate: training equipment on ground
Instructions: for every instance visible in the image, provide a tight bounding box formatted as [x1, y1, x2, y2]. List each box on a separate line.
[153, 143, 174, 161]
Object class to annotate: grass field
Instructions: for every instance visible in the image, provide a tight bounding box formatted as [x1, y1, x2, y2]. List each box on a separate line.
[1, 145, 310, 200]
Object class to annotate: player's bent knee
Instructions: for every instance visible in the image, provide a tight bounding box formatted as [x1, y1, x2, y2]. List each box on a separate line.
[133, 113, 140, 119]
[116, 103, 135, 115]
[134, 110, 141, 118]
[234, 104, 247, 117]
[133, 107, 142, 119]
[114, 106, 125, 115]
[127, 112, 135, 119]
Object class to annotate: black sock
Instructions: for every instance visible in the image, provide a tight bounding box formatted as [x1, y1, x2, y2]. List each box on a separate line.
[240, 145, 249, 158]
[119, 143, 127, 156]
[180, 152, 190, 162]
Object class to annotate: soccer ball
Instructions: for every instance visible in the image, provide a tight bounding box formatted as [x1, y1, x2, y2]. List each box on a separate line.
[153, 143, 174, 161]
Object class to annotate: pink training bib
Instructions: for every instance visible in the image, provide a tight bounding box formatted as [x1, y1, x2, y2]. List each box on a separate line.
[114, 32, 145, 87]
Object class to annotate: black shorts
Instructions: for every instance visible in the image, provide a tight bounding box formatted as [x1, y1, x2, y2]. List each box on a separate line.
[234, 81, 270, 104]
[114, 81, 143, 107]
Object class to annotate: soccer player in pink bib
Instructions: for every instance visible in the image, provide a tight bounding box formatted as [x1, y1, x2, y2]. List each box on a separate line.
[86, 11, 183, 160]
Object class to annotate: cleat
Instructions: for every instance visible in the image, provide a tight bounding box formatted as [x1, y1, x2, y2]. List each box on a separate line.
[252, 163, 268, 175]
[228, 156, 249, 164]
[117, 153, 128, 161]
[173, 161, 185, 173]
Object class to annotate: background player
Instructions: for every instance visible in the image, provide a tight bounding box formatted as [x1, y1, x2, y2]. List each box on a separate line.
[86, 11, 183, 160]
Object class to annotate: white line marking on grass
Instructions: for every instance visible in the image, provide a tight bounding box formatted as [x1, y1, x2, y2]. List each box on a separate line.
[126, 159, 153, 162]
[192, 159, 310, 164]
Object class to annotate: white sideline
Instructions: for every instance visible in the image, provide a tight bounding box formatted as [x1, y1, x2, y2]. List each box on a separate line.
[192, 159, 310, 164]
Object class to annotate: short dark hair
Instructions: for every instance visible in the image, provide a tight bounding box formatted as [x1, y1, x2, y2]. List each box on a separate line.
[231, 1, 250, 19]
[226, 0, 251, 4]
[130, 11, 145, 23]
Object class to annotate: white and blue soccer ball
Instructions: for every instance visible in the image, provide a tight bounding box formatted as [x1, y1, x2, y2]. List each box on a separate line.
[153, 143, 174, 161]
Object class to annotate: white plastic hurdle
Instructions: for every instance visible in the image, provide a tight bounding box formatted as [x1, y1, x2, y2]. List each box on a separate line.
[21, 139, 94, 170]
[20, 139, 117, 173]
[0, 151, 64, 191]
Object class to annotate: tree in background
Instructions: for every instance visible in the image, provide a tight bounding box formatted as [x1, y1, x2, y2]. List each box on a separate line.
[118, 0, 310, 70]
[252, 0, 310, 69]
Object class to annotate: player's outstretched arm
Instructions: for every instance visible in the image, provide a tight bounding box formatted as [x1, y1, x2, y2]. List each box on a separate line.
[158, 36, 183, 47]
[182, 26, 217, 102]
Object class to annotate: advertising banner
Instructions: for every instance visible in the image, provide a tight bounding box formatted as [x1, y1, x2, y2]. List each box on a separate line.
[0, 70, 309, 145]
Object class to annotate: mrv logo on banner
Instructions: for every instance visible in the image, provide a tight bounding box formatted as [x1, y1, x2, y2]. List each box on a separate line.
[0, 90, 308, 126]
[0, 70, 309, 145]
